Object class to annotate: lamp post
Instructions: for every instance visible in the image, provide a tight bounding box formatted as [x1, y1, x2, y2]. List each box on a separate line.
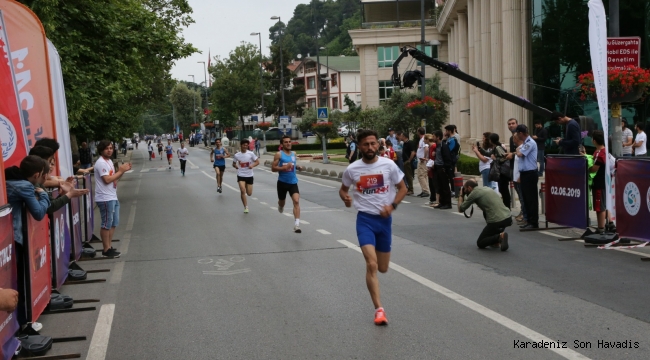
[319, 46, 330, 164]
[420, 0, 426, 129]
[270, 16, 286, 116]
[188, 75, 196, 125]
[251, 32, 267, 149]
[197, 61, 208, 112]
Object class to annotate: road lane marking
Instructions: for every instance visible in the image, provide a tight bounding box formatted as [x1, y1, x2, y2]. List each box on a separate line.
[157, 168, 166, 172]
[134, 179, 141, 196]
[299, 220, 310, 224]
[271, 207, 278, 210]
[187, 159, 198, 168]
[109, 262, 125, 284]
[317, 229, 331, 235]
[297, 178, 336, 188]
[201, 171, 238, 192]
[337, 239, 592, 360]
[125, 205, 136, 231]
[284, 213, 293, 217]
[252, 197, 258, 200]
[140, 169, 150, 173]
[402, 200, 410, 204]
[86, 304, 115, 360]
[260, 202, 268, 205]
[118, 233, 130, 256]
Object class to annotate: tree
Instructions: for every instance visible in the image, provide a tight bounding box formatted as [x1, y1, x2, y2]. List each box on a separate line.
[169, 83, 201, 136]
[209, 43, 261, 130]
[266, 30, 306, 117]
[20, 0, 197, 141]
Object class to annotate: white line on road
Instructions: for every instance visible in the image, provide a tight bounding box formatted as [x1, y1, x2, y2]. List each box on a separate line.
[271, 207, 278, 210]
[402, 200, 410, 204]
[118, 233, 130, 256]
[125, 205, 136, 231]
[336, 239, 591, 360]
[298, 178, 336, 188]
[140, 169, 150, 173]
[299, 220, 310, 224]
[200, 171, 238, 192]
[260, 202, 268, 205]
[109, 262, 125, 284]
[317, 229, 331, 235]
[157, 168, 166, 172]
[252, 197, 258, 200]
[134, 179, 141, 196]
[284, 213, 293, 217]
[86, 304, 115, 360]
[187, 159, 198, 168]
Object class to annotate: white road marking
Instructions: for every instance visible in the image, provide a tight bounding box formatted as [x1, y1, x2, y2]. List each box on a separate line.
[118, 233, 130, 256]
[317, 229, 331, 235]
[134, 179, 141, 196]
[301, 209, 343, 213]
[86, 304, 115, 360]
[187, 159, 198, 168]
[157, 168, 166, 172]
[271, 207, 278, 210]
[540, 231, 570, 239]
[109, 262, 125, 284]
[260, 202, 268, 205]
[451, 211, 465, 216]
[337, 239, 592, 360]
[299, 220, 310, 224]
[200, 171, 238, 192]
[140, 169, 150, 173]
[298, 178, 336, 188]
[124, 170, 133, 174]
[125, 205, 136, 231]
[284, 213, 293, 217]
[252, 197, 258, 200]
[402, 200, 410, 204]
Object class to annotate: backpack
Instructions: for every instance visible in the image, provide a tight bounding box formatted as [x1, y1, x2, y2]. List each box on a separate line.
[440, 139, 452, 167]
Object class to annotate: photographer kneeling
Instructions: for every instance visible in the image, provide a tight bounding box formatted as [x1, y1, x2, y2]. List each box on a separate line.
[458, 179, 512, 251]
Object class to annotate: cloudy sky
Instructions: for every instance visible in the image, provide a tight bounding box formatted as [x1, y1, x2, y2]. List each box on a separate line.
[170, 0, 306, 83]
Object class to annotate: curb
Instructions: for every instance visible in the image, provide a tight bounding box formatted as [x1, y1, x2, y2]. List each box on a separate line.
[264, 162, 343, 183]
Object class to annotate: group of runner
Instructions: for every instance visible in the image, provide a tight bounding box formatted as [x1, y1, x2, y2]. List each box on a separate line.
[146, 139, 189, 174]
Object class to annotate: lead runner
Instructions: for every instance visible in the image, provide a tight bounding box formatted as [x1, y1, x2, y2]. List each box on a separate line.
[339, 129, 407, 325]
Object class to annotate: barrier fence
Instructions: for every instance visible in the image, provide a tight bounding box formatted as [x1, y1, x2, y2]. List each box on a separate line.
[23, 210, 51, 323]
[0, 205, 20, 360]
[544, 155, 590, 229]
[69, 178, 83, 261]
[615, 158, 650, 242]
[49, 189, 71, 289]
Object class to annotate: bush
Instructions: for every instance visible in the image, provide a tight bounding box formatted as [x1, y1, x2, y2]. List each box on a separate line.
[266, 143, 348, 152]
[457, 154, 481, 176]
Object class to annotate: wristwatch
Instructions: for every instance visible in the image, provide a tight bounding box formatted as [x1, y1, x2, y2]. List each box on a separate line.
[392, 203, 398, 210]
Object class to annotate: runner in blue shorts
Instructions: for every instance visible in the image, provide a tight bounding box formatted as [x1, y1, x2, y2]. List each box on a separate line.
[340, 129, 407, 326]
[210, 138, 230, 193]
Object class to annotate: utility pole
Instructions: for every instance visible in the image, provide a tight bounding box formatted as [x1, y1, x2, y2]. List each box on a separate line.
[251, 32, 267, 148]
[609, 0, 623, 157]
[198, 61, 208, 113]
[420, 0, 427, 129]
[271, 16, 286, 116]
[188, 75, 196, 124]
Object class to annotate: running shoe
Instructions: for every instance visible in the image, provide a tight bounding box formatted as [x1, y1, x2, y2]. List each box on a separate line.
[374, 308, 388, 326]
[278, 206, 284, 214]
[110, 247, 121, 256]
[500, 232, 509, 252]
[217, 187, 222, 193]
[293, 225, 301, 233]
[244, 208, 249, 214]
[102, 248, 121, 258]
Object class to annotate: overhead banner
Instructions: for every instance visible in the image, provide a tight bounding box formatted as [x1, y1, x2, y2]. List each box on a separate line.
[48, 40, 73, 177]
[0, 206, 20, 360]
[545, 155, 589, 229]
[69, 178, 83, 261]
[0, 0, 57, 165]
[49, 190, 70, 289]
[588, 0, 612, 214]
[0, 10, 29, 167]
[615, 159, 650, 242]
[24, 210, 51, 322]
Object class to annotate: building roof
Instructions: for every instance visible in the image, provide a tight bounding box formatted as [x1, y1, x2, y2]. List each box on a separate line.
[305, 56, 360, 72]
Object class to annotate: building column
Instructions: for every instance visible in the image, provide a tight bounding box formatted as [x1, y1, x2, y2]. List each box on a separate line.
[480, 0, 492, 139]
[454, 19, 461, 132]
[521, 0, 531, 127]
[490, 0, 504, 136]
[458, 12, 470, 140]
[473, 0, 483, 138]
[502, 0, 524, 137]
[449, 26, 456, 127]
[467, 0, 477, 139]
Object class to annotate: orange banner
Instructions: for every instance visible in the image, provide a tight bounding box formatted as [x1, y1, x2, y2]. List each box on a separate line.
[0, 0, 57, 151]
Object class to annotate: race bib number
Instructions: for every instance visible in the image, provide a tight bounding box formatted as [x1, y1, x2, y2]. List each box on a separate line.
[284, 162, 294, 172]
[240, 162, 250, 168]
[357, 173, 385, 193]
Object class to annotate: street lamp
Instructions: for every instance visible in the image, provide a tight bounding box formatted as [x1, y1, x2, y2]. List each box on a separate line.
[318, 46, 330, 164]
[197, 61, 208, 112]
[270, 16, 286, 116]
[188, 75, 196, 124]
[251, 32, 267, 149]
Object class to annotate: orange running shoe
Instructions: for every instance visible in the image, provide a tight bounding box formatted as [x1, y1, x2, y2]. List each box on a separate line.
[374, 307, 388, 326]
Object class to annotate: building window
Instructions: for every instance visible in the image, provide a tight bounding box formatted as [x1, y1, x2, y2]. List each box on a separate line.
[332, 97, 339, 109]
[307, 77, 315, 89]
[319, 97, 328, 107]
[379, 80, 394, 103]
[331, 73, 338, 87]
[378, 46, 400, 68]
[415, 45, 438, 66]
[308, 98, 316, 108]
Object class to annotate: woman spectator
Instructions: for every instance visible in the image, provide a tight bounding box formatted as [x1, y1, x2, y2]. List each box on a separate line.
[424, 134, 438, 206]
[489, 133, 511, 209]
[473, 132, 498, 192]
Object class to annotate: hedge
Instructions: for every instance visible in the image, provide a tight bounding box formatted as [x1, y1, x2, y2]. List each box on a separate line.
[457, 154, 481, 176]
[266, 143, 348, 152]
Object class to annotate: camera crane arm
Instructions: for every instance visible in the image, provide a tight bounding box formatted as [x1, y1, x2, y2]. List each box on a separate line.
[392, 47, 554, 119]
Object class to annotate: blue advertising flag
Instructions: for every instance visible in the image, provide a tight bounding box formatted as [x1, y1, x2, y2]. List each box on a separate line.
[544, 155, 589, 229]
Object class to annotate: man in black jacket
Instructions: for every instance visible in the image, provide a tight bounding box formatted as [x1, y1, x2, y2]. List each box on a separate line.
[551, 112, 581, 155]
[533, 121, 548, 176]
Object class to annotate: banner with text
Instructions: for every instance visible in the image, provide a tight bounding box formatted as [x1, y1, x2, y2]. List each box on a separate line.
[0, 11, 29, 167]
[24, 210, 51, 322]
[0, 206, 20, 360]
[49, 190, 70, 288]
[545, 155, 589, 229]
[615, 159, 650, 242]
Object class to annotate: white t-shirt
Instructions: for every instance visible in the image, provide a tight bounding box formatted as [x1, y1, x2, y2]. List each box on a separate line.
[342, 157, 404, 216]
[177, 148, 189, 160]
[416, 137, 428, 159]
[94, 157, 118, 202]
[233, 151, 258, 178]
[148, 144, 153, 152]
[513, 146, 522, 182]
[621, 128, 634, 155]
[635, 131, 647, 155]
[478, 156, 492, 173]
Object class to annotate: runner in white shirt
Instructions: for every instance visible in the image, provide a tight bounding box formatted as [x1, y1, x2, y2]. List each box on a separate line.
[339, 130, 407, 326]
[94, 140, 131, 257]
[147, 141, 154, 161]
[232, 139, 260, 213]
[176, 142, 189, 176]
[633, 122, 647, 156]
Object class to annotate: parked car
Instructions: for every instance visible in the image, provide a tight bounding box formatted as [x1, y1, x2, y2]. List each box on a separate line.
[302, 130, 314, 138]
[124, 138, 134, 150]
[337, 125, 349, 137]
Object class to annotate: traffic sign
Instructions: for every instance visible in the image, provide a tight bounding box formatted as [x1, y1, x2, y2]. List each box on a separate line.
[251, 115, 258, 122]
[317, 107, 329, 120]
[607, 37, 641, 70]
[279, 116, 291, 124]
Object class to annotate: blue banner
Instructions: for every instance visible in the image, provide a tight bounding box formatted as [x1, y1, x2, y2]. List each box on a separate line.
[545, 155, 589, 229]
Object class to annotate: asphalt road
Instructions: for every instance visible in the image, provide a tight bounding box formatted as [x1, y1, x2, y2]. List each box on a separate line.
[39, 146, 650, 360]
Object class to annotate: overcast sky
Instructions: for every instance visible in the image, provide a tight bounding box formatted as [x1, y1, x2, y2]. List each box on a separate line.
[170, 0, 306, 83]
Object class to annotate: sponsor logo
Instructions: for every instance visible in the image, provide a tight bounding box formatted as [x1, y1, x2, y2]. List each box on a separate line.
[647, 186, 650, 214]
[59, 214, 65, 255]
[0, 114, 17, 161]
[623, 182, 641, 216]
[54, 218, 60, 259]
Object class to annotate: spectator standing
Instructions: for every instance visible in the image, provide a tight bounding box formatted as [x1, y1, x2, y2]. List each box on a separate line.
[398, 131, 416, 195]
[387, 128, 398, 155]
[445, 125, 460, 196]
[385, 140, 396, 162]
[432, 130, 452, 209]
[79, 142, 93, 169]
[95, 140, 132, 257]
[345, 133, 359, 163]
[425, 133, 438, 206]
[415, 127, 430, 198]
[389, 128, 404, 171]
[532, 121, 548, 176]
[589, 131, 608, 233]
[490, 133, 511, 209]
[512, 135, 528, 226]
[551, 112, 581, 155]
[621, 120, 634, 156]
[633, 122, 647, 156]
[254, 137, 261, 156]
[473, 132, 497, 192]
[515, 125, 539, 229]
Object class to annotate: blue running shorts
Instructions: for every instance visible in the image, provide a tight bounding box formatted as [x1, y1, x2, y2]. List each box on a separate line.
[356, 211, 392, 252]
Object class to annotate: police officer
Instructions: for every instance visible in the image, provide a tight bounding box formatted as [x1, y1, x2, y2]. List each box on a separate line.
[515, 124, 539, 229]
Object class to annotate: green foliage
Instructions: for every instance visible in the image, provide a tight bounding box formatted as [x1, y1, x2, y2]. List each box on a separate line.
[266, 143, 347, 152]
[169, 83, 202, 136]
[21, 0, 197, 140]
[266, 33, 306, 117]
[457, 154, 481, 176]
[298, 108, 342, 139]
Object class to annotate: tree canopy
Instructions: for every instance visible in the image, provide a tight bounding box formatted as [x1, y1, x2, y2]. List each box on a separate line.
[20, 0, 197, 140]
[169, 82, 202, 135]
